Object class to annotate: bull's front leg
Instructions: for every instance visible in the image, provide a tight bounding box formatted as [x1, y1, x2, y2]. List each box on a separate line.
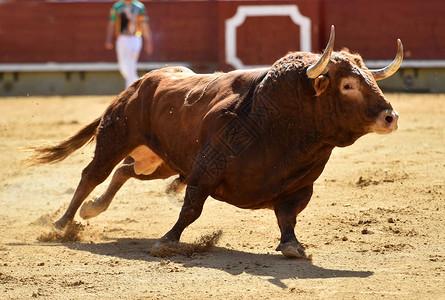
[152, 184, 209, 253]
[274, 185, 313, 259]
[162, 185, 208, 243]
[152, 142, 223, 254]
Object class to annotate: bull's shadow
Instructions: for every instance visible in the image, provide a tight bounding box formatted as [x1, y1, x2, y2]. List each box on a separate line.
[65, 238, 372, 288]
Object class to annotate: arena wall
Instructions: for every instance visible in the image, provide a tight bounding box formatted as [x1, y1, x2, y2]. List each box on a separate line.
[0, 0, 443, 95]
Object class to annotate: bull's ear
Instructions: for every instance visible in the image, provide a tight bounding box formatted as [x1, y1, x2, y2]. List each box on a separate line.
[314, 75, 329, 96]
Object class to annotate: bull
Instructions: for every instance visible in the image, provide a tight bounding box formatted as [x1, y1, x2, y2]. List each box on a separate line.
[31, 26, 402, 258]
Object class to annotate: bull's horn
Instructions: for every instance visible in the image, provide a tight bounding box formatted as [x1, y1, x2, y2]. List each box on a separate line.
[370, 39, 404, 81]
[307, 25, 335, 79]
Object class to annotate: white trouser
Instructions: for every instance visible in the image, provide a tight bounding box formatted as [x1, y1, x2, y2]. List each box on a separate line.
[116, 35, 142, 88]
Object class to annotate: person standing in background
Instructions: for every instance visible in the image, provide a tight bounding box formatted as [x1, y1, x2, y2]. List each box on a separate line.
[105, 0, 153, 89]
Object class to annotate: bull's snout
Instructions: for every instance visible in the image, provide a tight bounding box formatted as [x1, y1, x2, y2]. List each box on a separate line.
[384, 110, 399, 128]
[371, 109, 399, 134]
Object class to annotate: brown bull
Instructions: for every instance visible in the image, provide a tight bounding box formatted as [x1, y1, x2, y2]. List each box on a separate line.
[31, 26, 402, 258]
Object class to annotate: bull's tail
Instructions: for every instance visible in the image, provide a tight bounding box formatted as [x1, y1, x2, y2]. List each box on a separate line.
[28, 117, 101, 165]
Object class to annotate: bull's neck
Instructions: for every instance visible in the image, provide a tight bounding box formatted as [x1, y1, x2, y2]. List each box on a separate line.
[249, 88, 334, 192]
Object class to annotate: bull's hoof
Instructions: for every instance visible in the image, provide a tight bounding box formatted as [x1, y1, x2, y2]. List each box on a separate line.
[54, 218, 69, 230]
[276, 242, 312, 260]
[79, 199, 103, 220]
[150, 239, 179, 257]
[151, 240, 164, 253]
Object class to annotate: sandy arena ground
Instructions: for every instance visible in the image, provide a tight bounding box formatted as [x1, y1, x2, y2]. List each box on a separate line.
[0, 94, 444, 299]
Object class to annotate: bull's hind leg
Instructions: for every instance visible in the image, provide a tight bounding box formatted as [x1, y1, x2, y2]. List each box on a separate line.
[55, 151, 127, 229]
[78, 156, 135, 220]
[54, 126, 139, 229]
[79, 156, 179, 220]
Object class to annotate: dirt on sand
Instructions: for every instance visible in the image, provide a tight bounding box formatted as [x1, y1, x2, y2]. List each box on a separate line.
[0, 94, 444, 299]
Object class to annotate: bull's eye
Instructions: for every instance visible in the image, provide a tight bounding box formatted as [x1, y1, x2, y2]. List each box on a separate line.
[340, 77, 359, 94]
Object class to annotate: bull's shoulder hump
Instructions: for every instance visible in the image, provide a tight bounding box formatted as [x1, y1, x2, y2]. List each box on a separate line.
[158, 66, 195, 74]
[143, 66, 196, 83]
[224, 67, 269, 87]
[227, 67, 269, 77]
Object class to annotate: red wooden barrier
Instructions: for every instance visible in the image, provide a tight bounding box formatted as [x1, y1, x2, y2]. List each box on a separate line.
[0, 0, 443, 70]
